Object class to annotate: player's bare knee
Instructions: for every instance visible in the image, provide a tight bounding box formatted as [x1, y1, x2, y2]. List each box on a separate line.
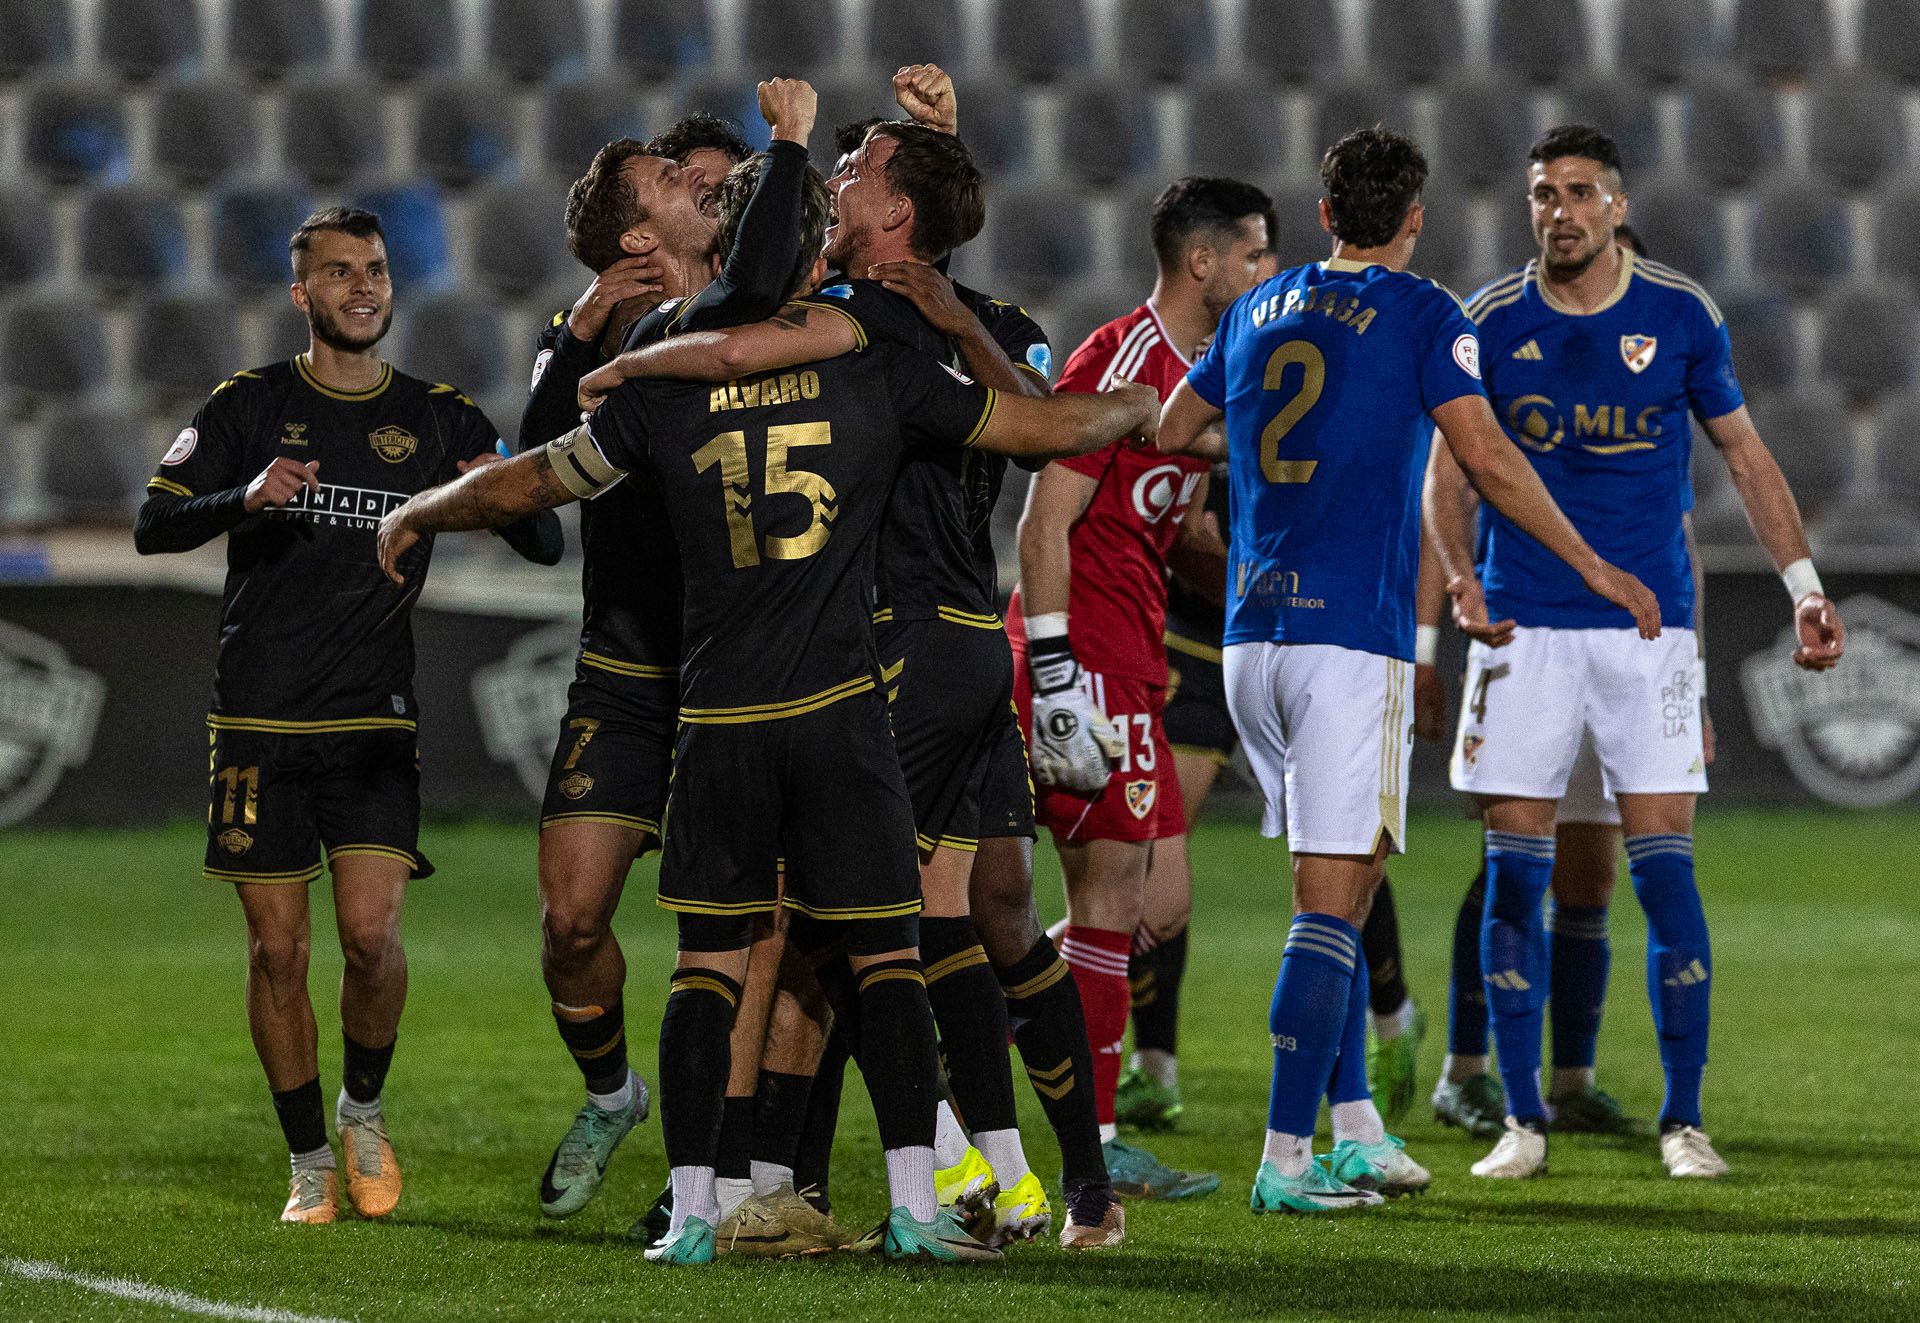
[540, 896, 610, 971]
[247, 927, 309, 987]
[338, 916, 402, 976]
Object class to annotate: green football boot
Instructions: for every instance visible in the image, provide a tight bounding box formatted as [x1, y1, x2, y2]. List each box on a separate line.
[1365, 1004, 1427, 1124]
[1550, 1084, 1653, 1137]
[880, 1207, 1004, 1264]
[538, 1073, 648, 1218]
[1113, 1066, 1185, 1131]
[1431, 1072, 1507, 1138]
[1329, 1134, 1432, 1197]
[1250, 1158, 1384, 1214]
[1103, 1137, 1220, 1201]
[643, 1216, 716, 1265]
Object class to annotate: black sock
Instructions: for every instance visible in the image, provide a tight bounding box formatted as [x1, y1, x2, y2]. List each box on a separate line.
[794, 1030, 850, 1205]
[552, 998, 629, 1097]
[341, 1033, 396, 1106]
[853, 959, 941, 1152]
[658, 968, 742, 1170]
[921, 916, 1019, 1134]
[1361, 877, 1411, 1017]
[1128, 926, 1188, 1056]
[1448, 866, 1491, 1056]
[717, 1094, 754, 1183]
[752, 1070, 813, 1177]
[271, 1076, 328, 1154]
[996, 936, 1108, 1191]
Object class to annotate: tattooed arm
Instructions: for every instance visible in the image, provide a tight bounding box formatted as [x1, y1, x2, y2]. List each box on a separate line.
[378, 446, 581, 584]
[579, 301, 857, 410]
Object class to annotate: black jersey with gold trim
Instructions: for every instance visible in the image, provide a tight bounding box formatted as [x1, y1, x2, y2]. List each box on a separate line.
[145, 356, 511, 726]
[553, 344, 998, 724]
[791, 279, 1050, 623]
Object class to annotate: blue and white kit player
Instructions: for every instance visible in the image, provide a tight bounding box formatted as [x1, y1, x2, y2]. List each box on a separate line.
[1429, 126, 1847, 1181]
[1158, 127, 1661, 1213]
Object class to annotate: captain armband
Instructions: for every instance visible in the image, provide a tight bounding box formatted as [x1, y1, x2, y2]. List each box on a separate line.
[546, 424, 626, 499]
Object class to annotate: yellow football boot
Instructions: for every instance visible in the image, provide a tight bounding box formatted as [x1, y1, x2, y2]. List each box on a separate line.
[280, 1167, 338, 1224]
[338, 1115, 402, 1218]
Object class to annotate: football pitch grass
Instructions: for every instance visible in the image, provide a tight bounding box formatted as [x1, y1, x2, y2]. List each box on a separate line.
[3, 809, 1916, 1322]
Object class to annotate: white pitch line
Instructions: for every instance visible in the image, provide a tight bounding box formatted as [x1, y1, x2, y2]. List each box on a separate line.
[3, 1256, 354, 1323]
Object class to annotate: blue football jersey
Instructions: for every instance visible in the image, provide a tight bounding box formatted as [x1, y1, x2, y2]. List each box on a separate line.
[1467, 251, 1743, 630]
[1187, 258, 1486, 661]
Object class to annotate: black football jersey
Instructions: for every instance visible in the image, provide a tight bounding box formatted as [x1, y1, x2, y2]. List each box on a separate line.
[786, 278, 1049, 622]
[145, 355, 508, 725]
[569, 345, 998, 722]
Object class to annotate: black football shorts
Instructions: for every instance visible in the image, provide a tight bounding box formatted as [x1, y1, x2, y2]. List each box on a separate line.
[539, 657, 677, 852]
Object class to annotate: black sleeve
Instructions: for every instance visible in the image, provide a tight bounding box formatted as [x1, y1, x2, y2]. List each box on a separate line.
[134, 376, 255, 554]
[986, 302, 1054, 385]
[884, 348, 998, 453]
[519, 313, 601, 452]
[668, 139, 812, 335]
[133, 487, 252, 554]
[618, 301, 676, 354]
[456, 394, 566, 565]
[580, 381, 653, 477]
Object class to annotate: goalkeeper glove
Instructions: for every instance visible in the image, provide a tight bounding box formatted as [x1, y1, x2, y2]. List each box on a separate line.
[1026, 615, 1124, 794]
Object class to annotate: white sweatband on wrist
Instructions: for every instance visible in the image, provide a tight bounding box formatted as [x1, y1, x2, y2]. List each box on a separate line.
[1414, 624, 1440, 666]
[1024, 612, 1069, 641]
[1781, 558, 1823, 603]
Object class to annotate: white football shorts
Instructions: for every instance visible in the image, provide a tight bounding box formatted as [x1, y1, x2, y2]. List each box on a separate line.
[1224, 641, 1413, 856]
[1450, 626, 1707, 803]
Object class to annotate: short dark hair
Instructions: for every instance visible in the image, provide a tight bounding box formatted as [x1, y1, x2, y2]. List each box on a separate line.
[1528, 124, 1626, 183]
[714, 153, 833, 304]
[835, 117, 888, 160]
[1319, 128, 1429, 249]
[289, 206, 384, 277]
[866, 121, 985, 263]
[647, 113, 752, 167]
[1149, 176, 1274, 271]
[565, 138, 650, 273]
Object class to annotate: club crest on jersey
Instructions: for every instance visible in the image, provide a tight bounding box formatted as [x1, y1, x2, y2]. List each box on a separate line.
[1124, 779, 1156, 820]
[218, 828, 253, 856]
[161, 427, 197, 465]
[369, 425, 418, 463]
[557, 771, 594, 800]
[1620, 335, 1657, 374]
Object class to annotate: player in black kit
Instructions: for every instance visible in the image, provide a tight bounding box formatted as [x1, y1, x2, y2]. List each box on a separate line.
[133, 208, 560, 1226]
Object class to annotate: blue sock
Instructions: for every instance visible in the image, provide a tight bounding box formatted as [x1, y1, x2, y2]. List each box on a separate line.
[1627, 834, 1710, 1129]
[1549, 902, 1610, 1076]
[1448, 867, 1490, 1056]
[1481, 832, 1555, 1123]
[1267, 913, 1358, 1137]
[1326, 950, 1371, 1105]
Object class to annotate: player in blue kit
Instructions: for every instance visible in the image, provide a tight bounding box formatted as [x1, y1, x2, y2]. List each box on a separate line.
[1157, 128, 1660, 1212]
[1427, 126, 1846, 1181]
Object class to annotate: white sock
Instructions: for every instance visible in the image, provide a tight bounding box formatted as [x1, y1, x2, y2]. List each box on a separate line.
[1261, 1130, 1310, 1177]
[1372, 999, 1416, 1041]
[1331, 1098, 1386, 1145]
[335, 1088, 381, 1124]
[933, 1100, 970, 1167]
[668, 1165, 718, 1234]
[290, 1143, 336, 1173]
[1551, 1066, 1595, 1098]
[1136, 1047, 1178, 1089]
[1444, 1053, 1489, 1084]
[587, 1069, 634, 1113]
[750, 1160, 793, 1197]
[884, 1145, 938, 1222]
[714, 1175, 754, 1219]
[972, 1127, 1030, 1187]
[1099, 1121, 1118, 1144]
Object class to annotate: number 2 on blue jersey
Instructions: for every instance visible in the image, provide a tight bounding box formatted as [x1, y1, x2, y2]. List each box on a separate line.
[1261, 340, 1324, 484]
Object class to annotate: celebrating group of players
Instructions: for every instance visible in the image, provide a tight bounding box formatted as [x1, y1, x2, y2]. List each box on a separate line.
[136, 56, 1845, 1265]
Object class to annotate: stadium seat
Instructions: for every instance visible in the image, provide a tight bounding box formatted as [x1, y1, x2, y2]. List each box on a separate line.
[811, 75, 905, 172]
[741, 0, 843, 72]
[1729, 0, 1831, 83]
[97, 0, 202, 82]
[1431, 79, 1538, 190]
[1265, 179, 1333, 269]
[1741, 389, 1851, 517]
[866, 0, 965, 72]
[131, 295, 233, 402]
[1487, 0, 1591, 85]
[354, 0, 458, 81]
[1364, 0, 1464, 87]
[1858, 0, 1920, 86]
[1869, 394, 1920, 496]
[78, 185, 189, 294]
[413, 77, 519, 188]
[1623, 179, 1730, 284]
[1182, 82, 1288, 181]
[354, 183, 451, 290]
[1749, 181, 1852, 295]
[23, 81, 129, 184]
[393, 294, 508, 396]
[226, 0, 331, 82]
[947, 79, 1035, 181]
[663, 78, 765, 151]
[1311, 84, 1414, 160]
[1803, 76, 1904, 192]
[485, 0, 586, 82]
[0, 0, 74, 79]
[0, 296, 107, 395]
[151, 76, 259, 186]
[0, 185, 57, 287]
[259, 296, 315, 363]
[1815, 289, 1918, 404]
[981, 186, 1094, 298]
[988, 0, 1091, 83]
[1057, 77, 1160, 188]
[1873, 187, 1920, 292]
[1407, 185, 1479, 294]
[1717, 287, 1798, 390]
[470, 177, 579, 297]
[1679, 76, 1782, 188]
[1241, 0, 1339, 85]
[279, 78, 388, 184]
[39, 404, 150, 522]
[1556, 77, 1662, 176]
[609, 0, 714, 81]
[1614, 0, 1718, 86]
[211, 184, 317, 288]
[538, 81, 651, 177]
[1116, 0, 1219, 83]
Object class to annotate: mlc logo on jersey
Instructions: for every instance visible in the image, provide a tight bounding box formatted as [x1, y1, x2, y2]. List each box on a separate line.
[1741, 595, 1920, 808]
[0, 621, 105, 827]
[369, 425, 419, 463]
[1621, 335, 1658, 374]
[1131, 465, 1201, 526]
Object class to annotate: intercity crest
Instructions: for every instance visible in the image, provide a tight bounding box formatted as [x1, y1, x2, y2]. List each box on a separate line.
[368, 425, 419, 463]
[1620, 334, 1657, 374]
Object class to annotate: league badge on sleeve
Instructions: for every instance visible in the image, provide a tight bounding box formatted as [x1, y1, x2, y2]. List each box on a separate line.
[161, 427, 197, 466]
[1621, 335, 1658, 374]
[1026, 342, 1053, 379]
